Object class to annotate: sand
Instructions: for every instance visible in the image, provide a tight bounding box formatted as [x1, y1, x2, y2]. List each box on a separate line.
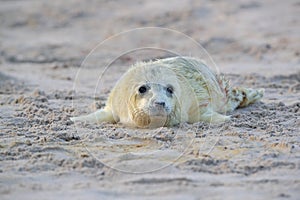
[0, 0, 299, 199]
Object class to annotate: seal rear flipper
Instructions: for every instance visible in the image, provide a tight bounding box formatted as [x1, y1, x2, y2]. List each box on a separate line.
[223, 87, 264, 112]
[71, 108, 115, 124]
[231, 87, 264, 109]
[237, 88, 264, 108]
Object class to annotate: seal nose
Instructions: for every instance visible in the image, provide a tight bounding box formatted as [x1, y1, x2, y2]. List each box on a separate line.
[154, 101, 165, 107]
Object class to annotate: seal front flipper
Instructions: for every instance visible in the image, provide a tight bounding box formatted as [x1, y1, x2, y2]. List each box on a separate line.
[71, 108, 115, 124]
[199, 108, 230, 123]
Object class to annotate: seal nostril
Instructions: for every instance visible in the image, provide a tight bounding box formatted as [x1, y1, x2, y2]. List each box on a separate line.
[155, 101, 165, 107]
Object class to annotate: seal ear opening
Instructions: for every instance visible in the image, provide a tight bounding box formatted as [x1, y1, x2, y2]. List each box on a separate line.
[71, 108, 115, 124]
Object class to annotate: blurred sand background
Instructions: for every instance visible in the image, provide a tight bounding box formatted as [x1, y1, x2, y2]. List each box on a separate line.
[0, 0, 299, 199]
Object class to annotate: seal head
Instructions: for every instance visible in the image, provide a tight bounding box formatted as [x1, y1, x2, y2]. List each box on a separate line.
[126, 65, 181, 128]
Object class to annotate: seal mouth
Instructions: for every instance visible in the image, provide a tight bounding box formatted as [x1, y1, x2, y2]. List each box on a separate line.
[148, 108, 169, 117]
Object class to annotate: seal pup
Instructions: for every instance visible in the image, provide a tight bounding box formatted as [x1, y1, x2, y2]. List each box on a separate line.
[71, 57, 264, 128]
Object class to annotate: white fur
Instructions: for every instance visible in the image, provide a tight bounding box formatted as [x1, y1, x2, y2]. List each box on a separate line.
[71, 57, 264, 128]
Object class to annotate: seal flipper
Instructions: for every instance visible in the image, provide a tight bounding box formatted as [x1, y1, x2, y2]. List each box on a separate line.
[226, 87, 264, 112]
[199, 108, 230, 123]
[236, 88, 264, 108]
[71, 108, 115, 124]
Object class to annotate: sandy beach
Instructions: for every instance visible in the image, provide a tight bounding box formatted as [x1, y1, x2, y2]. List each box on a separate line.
[0, 0, 299, 199]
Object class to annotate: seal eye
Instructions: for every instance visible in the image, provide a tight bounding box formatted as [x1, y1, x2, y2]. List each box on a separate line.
[138, 86, 147, 94]
[166, 86, 174, 95]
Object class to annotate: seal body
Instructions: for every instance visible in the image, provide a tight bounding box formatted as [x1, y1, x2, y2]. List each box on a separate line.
[71, 57, 264, 128]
